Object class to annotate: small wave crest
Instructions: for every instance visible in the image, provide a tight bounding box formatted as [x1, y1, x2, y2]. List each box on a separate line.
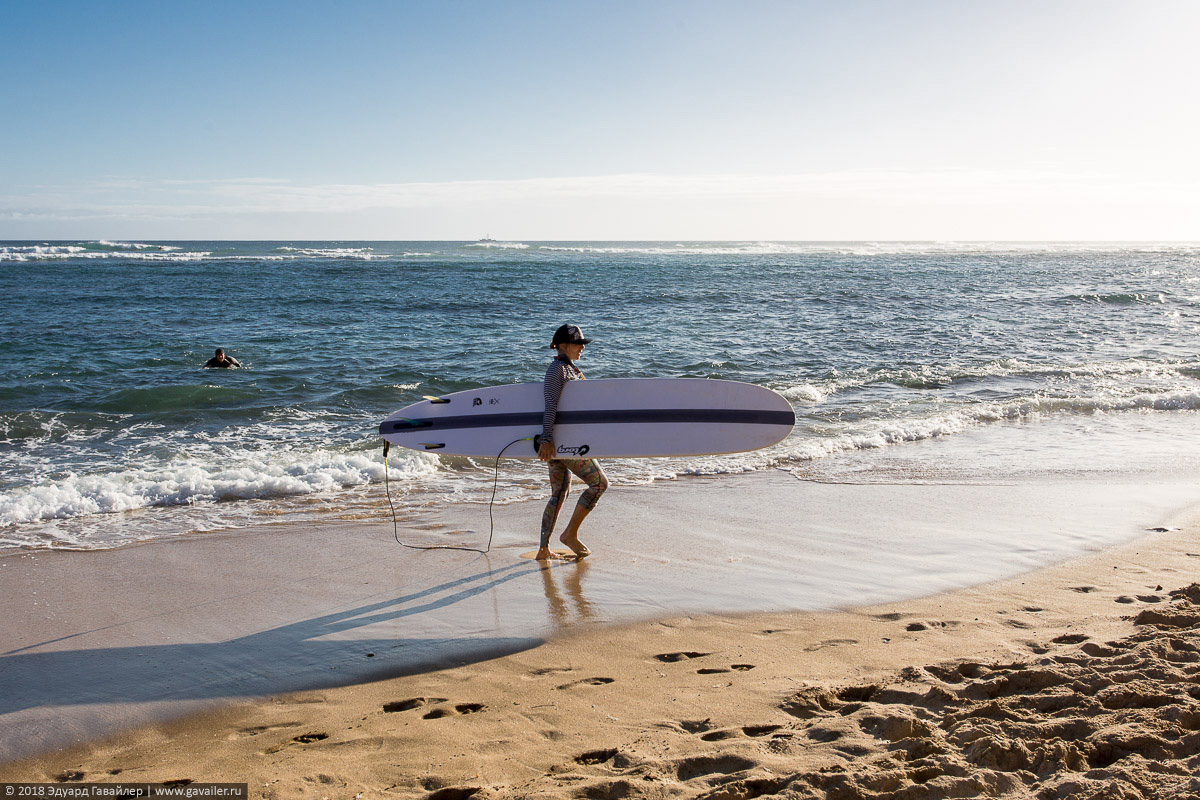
[778, 387, 1200, 464]
[0, 410, 118, 444]
[788, 357, 1195, 398]
[0, 448, 438, 529]
[1071, 292, 1168, 305]
[94, 240, 181, 252]
[0, 243, 213, 262]
[780, 384, 827, 403]
[0, 241, 402, 263]
[465, 241, 530, 249]
[273, 246, 384, 259]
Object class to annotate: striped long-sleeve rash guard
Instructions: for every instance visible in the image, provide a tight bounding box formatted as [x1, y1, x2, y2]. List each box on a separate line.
[542, 355, 584, 444]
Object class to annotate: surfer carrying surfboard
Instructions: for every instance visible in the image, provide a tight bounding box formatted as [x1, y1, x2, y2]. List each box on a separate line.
[535, 324, 609, 561]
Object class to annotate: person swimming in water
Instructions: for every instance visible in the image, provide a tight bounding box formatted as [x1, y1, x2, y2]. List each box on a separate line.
[204, 348, 241, 368]
[535, 324, 609, 561]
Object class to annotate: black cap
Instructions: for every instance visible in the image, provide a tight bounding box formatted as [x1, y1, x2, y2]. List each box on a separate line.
[550, 324, 592, 348]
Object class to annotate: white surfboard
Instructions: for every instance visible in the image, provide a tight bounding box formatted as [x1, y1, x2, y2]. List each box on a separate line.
[380, 378, 795, 459]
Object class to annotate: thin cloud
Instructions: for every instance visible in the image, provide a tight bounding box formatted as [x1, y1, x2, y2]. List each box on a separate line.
[4, 170, 1192, 218]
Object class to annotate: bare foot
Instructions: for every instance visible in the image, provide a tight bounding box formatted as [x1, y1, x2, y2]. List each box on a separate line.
[535, 547, 568, 561]
[559, 533, 590, 559]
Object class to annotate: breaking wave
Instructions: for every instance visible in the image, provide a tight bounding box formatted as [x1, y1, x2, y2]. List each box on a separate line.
[0, 447, 438, 530]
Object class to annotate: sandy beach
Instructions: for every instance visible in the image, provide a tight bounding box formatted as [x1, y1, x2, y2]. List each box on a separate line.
[3, 467, 1200, 798]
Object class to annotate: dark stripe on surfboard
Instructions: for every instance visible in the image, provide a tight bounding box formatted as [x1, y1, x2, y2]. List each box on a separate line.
[380, 408, 795, 435]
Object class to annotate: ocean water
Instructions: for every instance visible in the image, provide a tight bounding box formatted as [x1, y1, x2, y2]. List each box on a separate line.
[2, 239, 1200, 551]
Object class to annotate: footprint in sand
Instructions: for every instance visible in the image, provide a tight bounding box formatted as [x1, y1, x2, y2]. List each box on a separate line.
[925, 663, 991, 682]
[674, 719, 715, 733]
[837, 685, 878, 702]
[575, 748, 619, 765]
[654, 651, 711, 662]
[427, 788, 482, 800]
[744, 724, 783, 737]
[697, 724, 785, 741]
[806, 727, 843, 743]
[696, 663, 755, 674]
[228, 721, 302, 739]
[804, 638, 858, 652]
[1070, 586, 1098, 593]
[529, 666, 574, 676]
[262, 731, 330, 754]
[382, 697, 448, 713]
[556, 677, 615, 690]
[292, 732, 330, 744]
[675, 755, 758, 782]
[423, 703, 486, 719]
[1052, 633, 1090, 645]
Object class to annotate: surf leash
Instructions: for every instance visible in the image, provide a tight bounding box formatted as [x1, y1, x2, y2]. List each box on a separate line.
[383, 436, 535, 554]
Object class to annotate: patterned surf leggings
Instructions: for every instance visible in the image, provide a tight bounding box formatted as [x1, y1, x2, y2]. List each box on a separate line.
[540, 458, 609, 548]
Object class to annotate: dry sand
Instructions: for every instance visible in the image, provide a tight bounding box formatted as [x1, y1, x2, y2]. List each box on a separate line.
[5, 505, 1200, 798]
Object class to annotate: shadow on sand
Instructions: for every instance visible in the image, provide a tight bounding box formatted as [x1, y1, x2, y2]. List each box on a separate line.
[1, 560, 547, 715]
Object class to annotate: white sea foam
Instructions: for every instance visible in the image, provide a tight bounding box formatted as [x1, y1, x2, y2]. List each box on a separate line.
[273, 246, 384, 259]
[779, 357, 1198, 400]
[465, 241, 530, 249]
[608, 382, 1200, 486]
[0, 448, 438, 529]
[781, 388, 1200, 463]
[0, 244, 88, 258]
[96, 240, 181, 251]
[0, 242, 393, 263]
[780, 384, 827, 403]
[0, 245, 215, 262]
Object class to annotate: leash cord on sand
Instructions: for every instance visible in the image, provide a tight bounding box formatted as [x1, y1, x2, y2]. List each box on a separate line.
[384, 437, 534, 554]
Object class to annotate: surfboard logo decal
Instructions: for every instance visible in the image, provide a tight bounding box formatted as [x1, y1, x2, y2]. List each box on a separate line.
[557, 444, 590, 457]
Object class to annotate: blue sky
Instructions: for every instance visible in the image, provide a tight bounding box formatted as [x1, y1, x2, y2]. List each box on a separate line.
[3, 0, 1198, 240]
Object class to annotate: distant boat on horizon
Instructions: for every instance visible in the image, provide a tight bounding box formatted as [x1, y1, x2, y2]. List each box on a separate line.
[477, 235, 497, 243]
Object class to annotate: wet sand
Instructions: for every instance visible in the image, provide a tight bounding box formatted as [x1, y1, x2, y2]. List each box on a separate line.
[3, 470, 1200, 797]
